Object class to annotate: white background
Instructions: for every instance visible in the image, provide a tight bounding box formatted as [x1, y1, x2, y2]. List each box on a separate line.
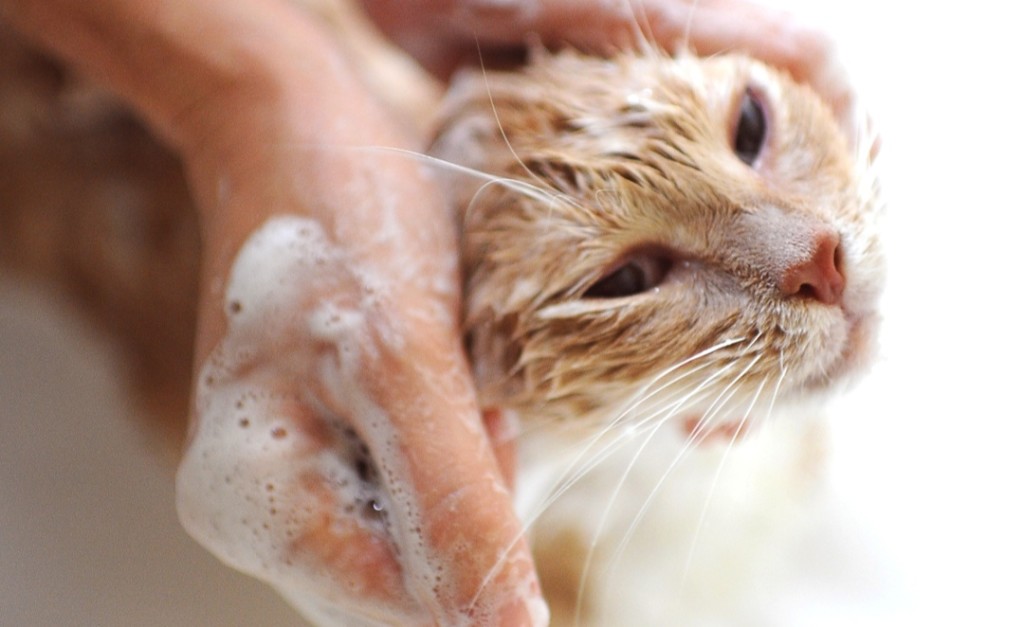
[791, 0, 1024, 623]
[2, 1, 1023, 625]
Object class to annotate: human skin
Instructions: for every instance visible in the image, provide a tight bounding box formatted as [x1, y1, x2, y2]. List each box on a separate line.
[2, 0, 854, 623]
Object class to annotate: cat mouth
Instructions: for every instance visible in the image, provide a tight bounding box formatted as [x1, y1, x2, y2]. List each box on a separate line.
[679, 415, 751, 444]
[676, 311, 877, 445]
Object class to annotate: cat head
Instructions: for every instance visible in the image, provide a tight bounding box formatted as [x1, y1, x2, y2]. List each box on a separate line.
[431, 50, 883, 430]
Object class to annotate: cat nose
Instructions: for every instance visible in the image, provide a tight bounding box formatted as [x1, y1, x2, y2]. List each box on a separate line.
[778, 230, 845, 305]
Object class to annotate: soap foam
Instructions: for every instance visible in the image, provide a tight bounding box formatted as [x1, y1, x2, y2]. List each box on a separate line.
[177, 216, 429, 623]
[177, 214, 540, 625]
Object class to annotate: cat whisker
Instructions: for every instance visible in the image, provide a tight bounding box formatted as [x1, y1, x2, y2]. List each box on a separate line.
[464, 366, 724, 616]
[539, 376, 722, 519]
[471, 54, 610, 276]
[606, 336, 746, 431]
[569, 348, 761, 622]
[523, 406, 675, 530]
[464, 394, 700, 616]
[617, 363, 717, 432]
[678, 349, 762, 450]
[475, 51, 567, 204]
[606, 380, 760, 581]
[607, 351, 764, 563]
[472, 357, 737, 618]
[332, 145, 558, 208]
[528, 339, 744, 509]
[675, 374, 769, 590]
[674, 332, 763, 441]
[563, 368, 723, 500]
[594, 356, 743, 470]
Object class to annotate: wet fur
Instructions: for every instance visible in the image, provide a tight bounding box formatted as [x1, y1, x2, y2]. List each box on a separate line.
[433, 50, 881, 424]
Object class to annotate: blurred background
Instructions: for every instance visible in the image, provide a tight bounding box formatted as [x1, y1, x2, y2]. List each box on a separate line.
[2, 0, 1022, 625]
[0, 280, 303, 625]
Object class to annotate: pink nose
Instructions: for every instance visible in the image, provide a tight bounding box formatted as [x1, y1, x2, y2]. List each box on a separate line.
[779, 231, 845, 306]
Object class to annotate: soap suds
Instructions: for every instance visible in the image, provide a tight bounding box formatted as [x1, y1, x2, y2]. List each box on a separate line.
[177, 213, 540, 624]
[176, 215, 434, 624]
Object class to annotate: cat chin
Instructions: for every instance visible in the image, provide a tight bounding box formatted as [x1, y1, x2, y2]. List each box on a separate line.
[813, 309, 880, 392]
[771, 302, 876, 402]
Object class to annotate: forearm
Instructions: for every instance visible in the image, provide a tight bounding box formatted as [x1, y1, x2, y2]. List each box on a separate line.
[2, 0, 347, 150]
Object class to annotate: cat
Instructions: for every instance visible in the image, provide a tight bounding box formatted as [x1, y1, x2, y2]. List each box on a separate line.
[428, 47, 882, 624]
[0, 7, 882, 626]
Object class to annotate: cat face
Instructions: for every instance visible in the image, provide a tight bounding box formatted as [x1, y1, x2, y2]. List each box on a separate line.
[431, 51, 883, 429]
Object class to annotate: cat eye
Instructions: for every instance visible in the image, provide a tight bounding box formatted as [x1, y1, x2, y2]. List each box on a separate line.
[584, 252, 671, 299]
[733, 89, 767, 166]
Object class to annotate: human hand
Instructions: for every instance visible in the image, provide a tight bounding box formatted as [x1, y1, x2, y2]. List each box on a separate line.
[4, 0, 539, 623]
[364, 0, 859, 142]
[3, 0, 860, 624]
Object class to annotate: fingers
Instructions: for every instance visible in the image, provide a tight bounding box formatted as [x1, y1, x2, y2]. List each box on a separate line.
[352, 318, 543, 623]
[363, 0, 856, 138]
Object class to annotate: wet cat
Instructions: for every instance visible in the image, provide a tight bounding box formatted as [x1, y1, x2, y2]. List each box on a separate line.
[429, 47, 881, 624]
